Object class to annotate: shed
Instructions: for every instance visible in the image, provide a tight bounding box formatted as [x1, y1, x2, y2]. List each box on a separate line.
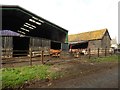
[68, 28, 111, 49]
[1, 5, 68, 57]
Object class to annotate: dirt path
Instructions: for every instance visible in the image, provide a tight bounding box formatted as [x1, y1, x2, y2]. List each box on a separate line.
[48, 66, 118, 88]
[24, 60, 118, 88]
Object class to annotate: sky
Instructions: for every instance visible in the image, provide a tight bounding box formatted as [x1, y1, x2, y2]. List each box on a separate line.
[1, 0, 119, 43]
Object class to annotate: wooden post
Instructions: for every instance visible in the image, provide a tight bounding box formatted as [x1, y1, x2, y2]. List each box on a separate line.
[89, 48, 91, 59]
[49, 48, 51, 59]
[3, 49, 5, 59]
[41, 50, 44, 64]
[105, 48, 107, 56]
[98, 48, 99, 57]
[110, 48, 112, 56]
[30, 48, 32, 66]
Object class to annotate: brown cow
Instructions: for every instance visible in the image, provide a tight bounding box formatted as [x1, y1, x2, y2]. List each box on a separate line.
[50, 49, 61, 57]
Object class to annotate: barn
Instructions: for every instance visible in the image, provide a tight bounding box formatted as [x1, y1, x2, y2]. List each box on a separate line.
[68, 28, 111, 49]
[1, 5, 68, 57]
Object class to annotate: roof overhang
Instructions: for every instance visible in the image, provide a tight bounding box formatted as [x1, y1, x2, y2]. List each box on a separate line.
[68, 40, 88, 45]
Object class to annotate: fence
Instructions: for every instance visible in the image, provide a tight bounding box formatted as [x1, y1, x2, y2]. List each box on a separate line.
[1, 48, 115, 68]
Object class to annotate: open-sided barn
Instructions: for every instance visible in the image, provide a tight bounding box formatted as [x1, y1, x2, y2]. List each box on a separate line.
[68, 28, 111, 49]
[1, 5, 68, 57]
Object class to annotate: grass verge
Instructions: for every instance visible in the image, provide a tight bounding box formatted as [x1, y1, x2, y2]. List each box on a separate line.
[89, 54, 119, 63]
[1, 65, 61, 89]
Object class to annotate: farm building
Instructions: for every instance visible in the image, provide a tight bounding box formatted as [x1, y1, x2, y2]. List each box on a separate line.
[1, 5, 68, 57]
[68, 28, 111, 49]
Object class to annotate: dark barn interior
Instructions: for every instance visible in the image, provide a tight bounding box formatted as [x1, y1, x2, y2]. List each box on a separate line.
[1, 5, 68, 57]
[51, 41, 61, 50]
[69, 42, 88, 49]
[13, 37, 30, 57]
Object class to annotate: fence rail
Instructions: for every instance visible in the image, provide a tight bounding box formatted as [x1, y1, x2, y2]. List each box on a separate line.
[1, 48, 115, 68]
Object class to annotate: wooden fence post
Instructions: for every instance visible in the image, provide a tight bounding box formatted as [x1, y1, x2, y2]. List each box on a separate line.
[30, 48, 32, 66]
[105, 48, 107, 56]
[110, 48, 112, 55]
[89, 48, 91, 59]
[49, 48, 51, 59]
[98, 48, 99, 57]
[41, 50, 44, 64]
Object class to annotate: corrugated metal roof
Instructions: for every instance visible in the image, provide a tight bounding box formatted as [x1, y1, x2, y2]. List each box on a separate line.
[1, 5, 68, 43]
[0, 30, 20, 36]
[68, 28, 108, 42]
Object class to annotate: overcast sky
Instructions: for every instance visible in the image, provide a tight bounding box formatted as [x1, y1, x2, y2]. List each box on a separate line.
[1, 0, 119, 43]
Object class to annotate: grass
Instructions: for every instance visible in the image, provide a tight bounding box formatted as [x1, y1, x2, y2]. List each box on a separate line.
[1, 65, 62, 89]
[0, 70, 2, 90]
[89, 54, 119, 63]
[118, 54, 120, 62]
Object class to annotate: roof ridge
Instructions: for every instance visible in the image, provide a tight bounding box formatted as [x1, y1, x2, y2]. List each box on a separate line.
[78, 28, 107, 34]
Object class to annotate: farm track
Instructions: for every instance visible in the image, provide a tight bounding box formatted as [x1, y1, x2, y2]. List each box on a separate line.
[24, 60, 118, 88]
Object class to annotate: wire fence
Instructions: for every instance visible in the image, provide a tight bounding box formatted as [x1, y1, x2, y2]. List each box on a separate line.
[1, 48, 116, 68]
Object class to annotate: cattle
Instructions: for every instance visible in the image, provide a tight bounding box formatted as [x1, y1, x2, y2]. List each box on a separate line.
[81, 49, 88, 55]
[50, 49, 61, 57]
[69, 49, 88, 58]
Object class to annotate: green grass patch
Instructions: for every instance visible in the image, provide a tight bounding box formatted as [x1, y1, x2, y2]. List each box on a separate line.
[89, 55, 119, 63]
[118, 54, 120, 62]
[2, 65, 62, 89]
[49, 71, 63, 80]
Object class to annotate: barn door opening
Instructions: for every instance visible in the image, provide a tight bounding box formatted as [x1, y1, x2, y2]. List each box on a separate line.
[13, 37, 29, 57]
[51, 41, 61, 50]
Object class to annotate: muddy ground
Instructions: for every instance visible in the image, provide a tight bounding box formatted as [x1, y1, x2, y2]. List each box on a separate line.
[22, 59, 118, 89]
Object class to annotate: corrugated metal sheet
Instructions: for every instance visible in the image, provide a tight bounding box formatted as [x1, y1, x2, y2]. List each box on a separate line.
[0, 30, 20, 36]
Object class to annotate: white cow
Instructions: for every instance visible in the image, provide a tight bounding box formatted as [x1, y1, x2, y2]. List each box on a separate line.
[81, 49, 88, 55]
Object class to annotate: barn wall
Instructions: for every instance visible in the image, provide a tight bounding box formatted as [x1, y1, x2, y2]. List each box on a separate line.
[88, 40, 101, 49]
[2, 36, 13, 57]
[30, 37, 51, 51]
[101, 32, 111, 48]
[2, 36, 13, 49]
